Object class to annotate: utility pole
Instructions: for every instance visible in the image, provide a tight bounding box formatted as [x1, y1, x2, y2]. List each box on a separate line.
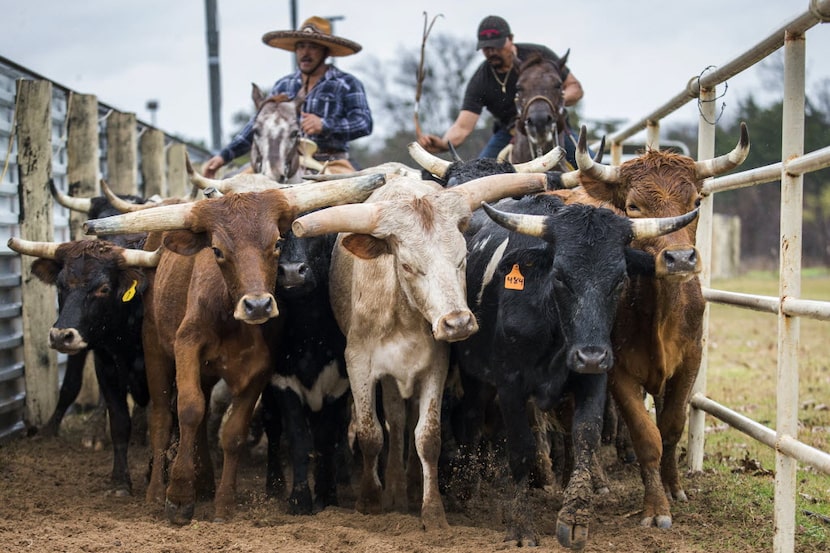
[205, 0, 222, 151]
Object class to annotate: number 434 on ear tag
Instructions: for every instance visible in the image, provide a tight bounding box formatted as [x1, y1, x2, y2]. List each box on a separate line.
[504, 264, 525, 290]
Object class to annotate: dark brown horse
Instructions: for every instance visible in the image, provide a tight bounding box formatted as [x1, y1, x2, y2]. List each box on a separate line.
[509, 51, 571, 168]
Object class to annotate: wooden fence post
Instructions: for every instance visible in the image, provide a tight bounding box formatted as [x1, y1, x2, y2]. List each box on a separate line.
[106, 111, 137, 196]
[166, 142, 188, 199]
[140, 128, 166, 198]
[67, 93, 99, 239]
[66, 92, 100, 408]
[15, 79, 58, 426]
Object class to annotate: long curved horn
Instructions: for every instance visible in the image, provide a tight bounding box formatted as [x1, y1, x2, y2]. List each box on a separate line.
[554, 136, 605, 188]
[292, 202, 380, 238]
[407, 142, 451, 177]
[694, 122, 750, 179]
[7, 237, 61, 259]
[283, 173, 386, 214]
[100, 179, 147, 213]
[120, 246, 163, 267]
[481, 202, 546, 238]
[512, 146, 565, 173]
[184, 153, 276, 193]
[559, 169, 582, 188]
[84, 202, 195, 236]
[50, 180, 92, 213]
[630, 208, 699, 239]
[454, 173, 547, 211]
[575, 125, 621, 183]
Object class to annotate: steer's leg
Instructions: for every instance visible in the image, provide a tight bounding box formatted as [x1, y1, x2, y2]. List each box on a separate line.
[414, 355, 449, 531]
[214, 370, 267, 522]
[497, 388, 538, 546]
[40, 349, 88, 437]
[94, 350, 133, 496]
[556, 373, 606, 550]
[349, 356, 383, 515]
[611, 369, 671, 528]
[143, 337, 175, 508]
[165, 345, 204, 525]
[657, 357, 700, 503]
[281, 388, 314, 515]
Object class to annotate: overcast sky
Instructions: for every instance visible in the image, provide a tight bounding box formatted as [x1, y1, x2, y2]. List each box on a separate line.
[4, 1, 829, 152]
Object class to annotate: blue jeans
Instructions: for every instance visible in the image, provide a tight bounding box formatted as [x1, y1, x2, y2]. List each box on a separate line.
[477, 126, 586, 166]
[477, 128, 513, 159]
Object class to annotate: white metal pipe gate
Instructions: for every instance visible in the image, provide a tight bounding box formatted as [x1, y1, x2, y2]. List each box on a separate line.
[604, 2, 830, 552]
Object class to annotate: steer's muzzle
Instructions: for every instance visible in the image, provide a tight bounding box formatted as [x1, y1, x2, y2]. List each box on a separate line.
[48, 327, 88, 353]
[657, 246, 701, 280]
[234, 293, 279, 324]
[433, 309, 479, 342]
[570, 345, 613, 374]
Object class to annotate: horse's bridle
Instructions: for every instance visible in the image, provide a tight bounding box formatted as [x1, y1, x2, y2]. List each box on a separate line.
[517, 94, 566, 159]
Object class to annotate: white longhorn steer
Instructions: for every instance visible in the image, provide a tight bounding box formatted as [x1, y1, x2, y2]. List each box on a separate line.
[291, 170, 551, 530]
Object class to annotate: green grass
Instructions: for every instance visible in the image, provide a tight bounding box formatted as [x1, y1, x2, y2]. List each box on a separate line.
[694, 271, 830, 551]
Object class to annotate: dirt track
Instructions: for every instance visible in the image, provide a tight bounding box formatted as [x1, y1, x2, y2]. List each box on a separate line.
[0, 412, 730, 553]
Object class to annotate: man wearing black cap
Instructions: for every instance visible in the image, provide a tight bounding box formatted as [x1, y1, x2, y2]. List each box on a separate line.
[418, 15, 584, 161]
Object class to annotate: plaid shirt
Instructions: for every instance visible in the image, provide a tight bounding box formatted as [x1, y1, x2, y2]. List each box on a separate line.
[220, 65, 373, 162]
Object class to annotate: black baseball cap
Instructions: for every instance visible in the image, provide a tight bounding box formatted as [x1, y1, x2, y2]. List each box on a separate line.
[477, 15, 511, 49]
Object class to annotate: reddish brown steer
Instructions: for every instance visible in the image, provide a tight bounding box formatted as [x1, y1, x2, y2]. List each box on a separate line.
[84, 165, 386, 525]
[562, 124, 750, 529]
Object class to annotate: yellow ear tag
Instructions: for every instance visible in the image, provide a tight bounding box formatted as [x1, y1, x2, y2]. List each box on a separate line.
[504, 264, 525, 291]
[122, 280, 138, 302]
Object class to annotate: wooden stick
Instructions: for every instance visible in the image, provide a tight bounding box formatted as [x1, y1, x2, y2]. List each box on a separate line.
[414, 11, 443, 140]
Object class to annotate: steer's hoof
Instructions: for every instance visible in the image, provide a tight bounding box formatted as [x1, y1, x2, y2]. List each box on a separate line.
[109, 486, 132, 498]
[165, 499, 194, 526]
[287, 488, 314, 515]
[640, 514, 673, 529]
[557, 520, 588, 550]
[504, 525, 538, 547]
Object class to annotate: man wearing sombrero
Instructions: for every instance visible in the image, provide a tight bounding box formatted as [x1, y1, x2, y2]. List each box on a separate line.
[204, 16, 373, 176]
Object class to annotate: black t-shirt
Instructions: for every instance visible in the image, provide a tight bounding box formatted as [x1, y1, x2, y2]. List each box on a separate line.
[461, 43, 571, 132]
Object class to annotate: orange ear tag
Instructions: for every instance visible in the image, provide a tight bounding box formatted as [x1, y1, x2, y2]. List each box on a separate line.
[122, 280, 138, 302]
[504, 264, 525, 291]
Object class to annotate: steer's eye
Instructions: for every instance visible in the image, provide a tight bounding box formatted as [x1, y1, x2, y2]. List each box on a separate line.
[212, 247, 224, 260]
[401, 263, 414, 274]
[694, 196, 702, 208]
[626, 203, 641, 216]
[95, 284, 111, 297]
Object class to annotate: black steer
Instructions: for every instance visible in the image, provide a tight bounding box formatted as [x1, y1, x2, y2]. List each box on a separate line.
[261, 228, 350, 514]
[9, 237, 158, 496]
[452, 193, 698, 548]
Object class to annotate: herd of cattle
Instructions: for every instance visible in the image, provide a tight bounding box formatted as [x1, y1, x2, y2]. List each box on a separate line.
[9, 123, 750, 550]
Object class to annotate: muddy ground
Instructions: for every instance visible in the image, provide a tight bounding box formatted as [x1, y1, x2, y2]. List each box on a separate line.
[0, 409, 778, 553]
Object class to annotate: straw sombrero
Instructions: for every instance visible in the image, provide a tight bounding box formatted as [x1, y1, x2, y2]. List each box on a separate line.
[262, 16, 362, 57]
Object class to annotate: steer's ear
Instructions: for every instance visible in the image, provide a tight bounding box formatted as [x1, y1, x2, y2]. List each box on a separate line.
[30, 258, 61, 286]
[163, 230, 210, 257]
[118, 268, 148, 300]
[341, 233, 389, 260]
